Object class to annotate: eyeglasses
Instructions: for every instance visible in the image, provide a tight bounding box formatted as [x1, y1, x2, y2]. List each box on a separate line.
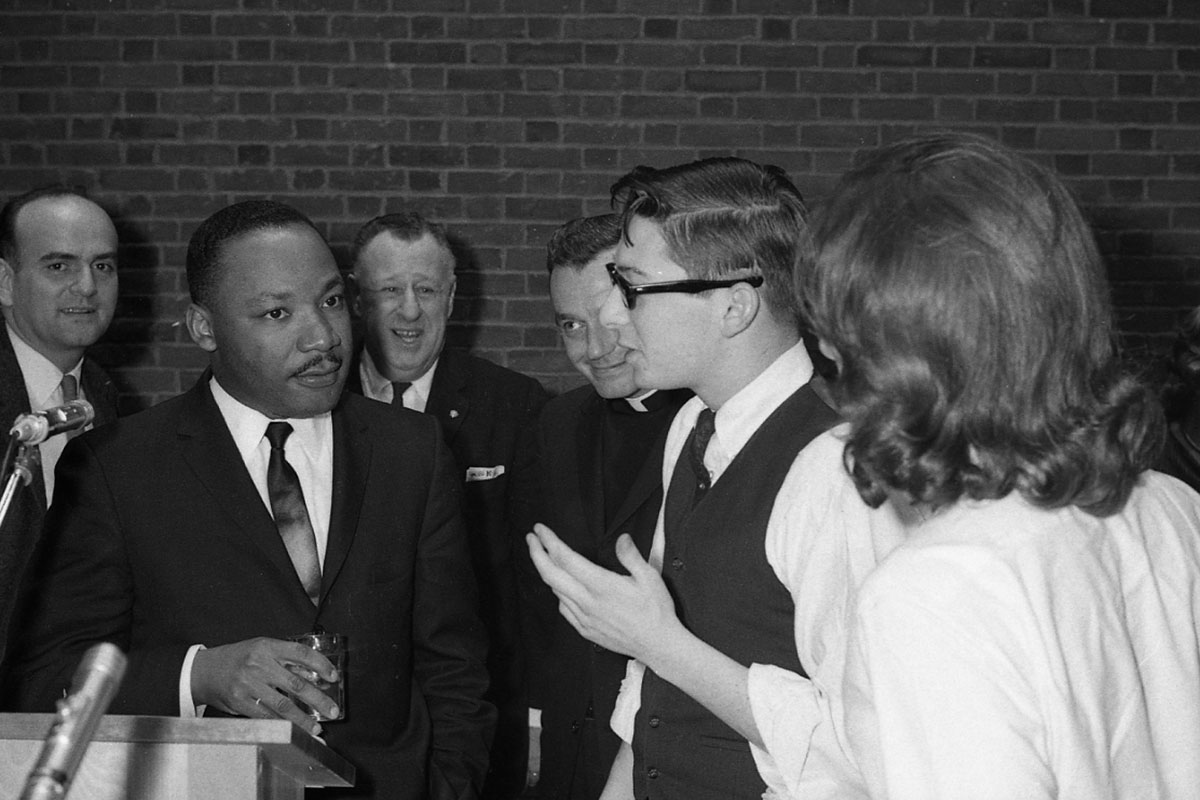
[605, 262, 765, 310]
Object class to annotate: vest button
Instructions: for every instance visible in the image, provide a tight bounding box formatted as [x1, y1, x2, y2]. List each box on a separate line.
[670, 557, 683, 570]
[648, 715, 660, 728]
[571, 720, 581, 733]
[647, 767, 659, 779]
[592, 642, 604, 652]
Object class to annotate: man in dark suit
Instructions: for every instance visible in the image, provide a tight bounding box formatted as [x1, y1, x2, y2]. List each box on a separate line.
[511, 214, 689, 799]
[0, 186, 120, 669]
[346, 212, 548, 800]
[10, 200, 494, 799]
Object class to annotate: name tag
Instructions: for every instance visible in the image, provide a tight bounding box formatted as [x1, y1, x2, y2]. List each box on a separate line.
[466, 465, 505, 482]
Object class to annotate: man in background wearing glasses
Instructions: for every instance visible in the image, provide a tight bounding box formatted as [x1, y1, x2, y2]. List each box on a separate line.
[526, 158, 904, 800]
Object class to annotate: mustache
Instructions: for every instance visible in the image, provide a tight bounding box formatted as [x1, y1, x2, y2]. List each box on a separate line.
[293, 354, 344, 377]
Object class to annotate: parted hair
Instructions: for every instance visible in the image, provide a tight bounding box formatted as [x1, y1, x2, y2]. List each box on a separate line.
[0, 185, 94, 263]
[802, 131, 1162, 517]
[610, 157, 811, 328]
[186, 199, 323, 308]
[350, 211, 451, 269]
[545, 213, 622, 274]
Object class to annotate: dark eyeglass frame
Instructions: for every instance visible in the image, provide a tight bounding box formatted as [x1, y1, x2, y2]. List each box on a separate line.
[605, 261, 765, 310]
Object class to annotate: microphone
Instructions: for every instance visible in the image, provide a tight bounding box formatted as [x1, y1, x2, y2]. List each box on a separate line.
[20, 642, 127, 800]
[9, 400, 95, 445]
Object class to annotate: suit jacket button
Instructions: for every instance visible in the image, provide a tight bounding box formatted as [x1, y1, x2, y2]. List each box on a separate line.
[571, 720, 581, 733]
[670, 557, 683, 570]
[647, 767, 659, 779]
[648, 715, 660, 728]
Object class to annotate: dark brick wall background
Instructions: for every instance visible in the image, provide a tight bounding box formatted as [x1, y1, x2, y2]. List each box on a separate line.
[1, 0, 1198, 409]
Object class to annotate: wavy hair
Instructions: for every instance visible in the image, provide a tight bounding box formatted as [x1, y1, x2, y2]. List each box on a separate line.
[610, 157, 812, 328]
[801, 131, 1162, 517]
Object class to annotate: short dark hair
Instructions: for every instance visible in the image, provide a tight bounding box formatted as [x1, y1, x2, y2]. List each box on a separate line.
[186, 199, 323, 307]
[609, 157, 811, 328]
[802, 131, 1162, 517]
[350, 211, 452, 269]
[0, 185, 94, 263]
[545, 214, 622, 274]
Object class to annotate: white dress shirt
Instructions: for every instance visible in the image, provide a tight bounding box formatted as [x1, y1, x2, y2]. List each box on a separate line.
[358, 348, 436, 412]
[610, 342, 906, 799]
[7, 323, 86, 505]
[844, 471, 1200, 800]
[178, 376, 335, 716]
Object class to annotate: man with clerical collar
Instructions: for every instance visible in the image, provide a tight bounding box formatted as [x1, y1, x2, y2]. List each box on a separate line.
[11, 200, 495, 799]
[347, 211, 547, 800]
[511, 213, 691, 799]
[0, 186, 120, 669]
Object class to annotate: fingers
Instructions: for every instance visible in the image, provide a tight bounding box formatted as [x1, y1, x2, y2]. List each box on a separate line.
[193, 638, 337, 735]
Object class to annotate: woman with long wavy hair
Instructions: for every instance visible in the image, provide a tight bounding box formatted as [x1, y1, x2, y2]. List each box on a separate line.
[803, 131, 1200, 799]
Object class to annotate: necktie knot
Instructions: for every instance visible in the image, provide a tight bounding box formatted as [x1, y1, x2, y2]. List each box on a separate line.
[60, 373, 78, 403]
[265, 421, 293, 450]
[391, 382, 412, 406]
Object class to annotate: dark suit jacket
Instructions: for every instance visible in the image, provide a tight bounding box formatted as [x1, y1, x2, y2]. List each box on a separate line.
[347, 348, 549, 800]
[9, 378, 495, 800]
[510, 386, 690, 800]
[0, 324, 118, 668]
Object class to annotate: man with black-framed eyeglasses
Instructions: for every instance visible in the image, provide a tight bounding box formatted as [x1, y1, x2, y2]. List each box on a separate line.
[526, 157, 905, 800]
[603, 260, 765, 310]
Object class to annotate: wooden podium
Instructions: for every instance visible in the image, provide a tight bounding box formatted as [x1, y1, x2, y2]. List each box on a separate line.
[0, 714, 354, 800]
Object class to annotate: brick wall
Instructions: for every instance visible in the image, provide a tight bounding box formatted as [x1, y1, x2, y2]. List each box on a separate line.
[1, 0, 1198, 409]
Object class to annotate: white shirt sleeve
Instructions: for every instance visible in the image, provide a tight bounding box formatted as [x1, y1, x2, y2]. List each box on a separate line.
[749, 428, 906, 799]
[609, 657, 646, 744]
[179, 644, 207, 718]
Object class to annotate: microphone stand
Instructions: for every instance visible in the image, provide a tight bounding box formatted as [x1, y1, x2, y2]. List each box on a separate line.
[0, 433, 38, 532]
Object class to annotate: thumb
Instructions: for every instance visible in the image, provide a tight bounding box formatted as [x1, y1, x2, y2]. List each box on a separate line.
[614, 534, 651, 577]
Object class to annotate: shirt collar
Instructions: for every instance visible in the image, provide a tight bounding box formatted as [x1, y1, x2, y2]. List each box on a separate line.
[7, 323, 84, 409]
[691, 341, 814, 462]
[359, 348, 437, 407]
[208, 376, 332, 464]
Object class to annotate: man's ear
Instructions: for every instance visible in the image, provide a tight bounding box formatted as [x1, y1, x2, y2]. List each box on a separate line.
[347, 272, 364, 318]
[446, 276, 457, 316]
[0, 258, 14, 309]
[718, 280, 761, 338]
[185, 303, 218, 353]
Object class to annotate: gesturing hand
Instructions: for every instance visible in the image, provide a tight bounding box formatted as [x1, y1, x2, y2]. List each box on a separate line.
[526, 523, 682, 667]
[190, 637, 338, 736]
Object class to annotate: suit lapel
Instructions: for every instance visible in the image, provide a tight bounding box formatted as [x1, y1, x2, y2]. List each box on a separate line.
[605, 425, 669, 542]
[0, 327, 45, 512]
[425, 350, 469, 446]
[175, 379, 304, 592]
[321, 400, 366, 599]
[575, 393, 607, 559]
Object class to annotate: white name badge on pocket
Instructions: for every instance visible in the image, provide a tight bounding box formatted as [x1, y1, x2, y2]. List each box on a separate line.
[466, 465, 505, 482]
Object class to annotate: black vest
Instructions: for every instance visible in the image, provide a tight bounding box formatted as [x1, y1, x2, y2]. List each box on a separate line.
[632, 383, 839, 800]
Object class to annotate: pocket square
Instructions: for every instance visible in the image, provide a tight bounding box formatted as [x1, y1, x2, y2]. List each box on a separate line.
[466, 465, 505, 482]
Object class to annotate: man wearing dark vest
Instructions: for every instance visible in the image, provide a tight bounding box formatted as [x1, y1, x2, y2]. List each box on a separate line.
[0, 186, 121, 672]
[526, 158, 905, 799]
[346, 212, 549, 800]
[511, 214, 690, 799]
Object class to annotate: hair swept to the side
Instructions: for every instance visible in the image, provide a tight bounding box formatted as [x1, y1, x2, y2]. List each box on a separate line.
[609, 156, 812, 329]
[801, 131, 1162, 517]
[545, 213, 621, 274]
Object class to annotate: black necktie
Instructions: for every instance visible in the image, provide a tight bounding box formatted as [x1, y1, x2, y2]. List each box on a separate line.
[688, 408, 716, 503]
[391, 381, 412, 407]
[662, 408, 717, 543]
[265, 422, 321, 605]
